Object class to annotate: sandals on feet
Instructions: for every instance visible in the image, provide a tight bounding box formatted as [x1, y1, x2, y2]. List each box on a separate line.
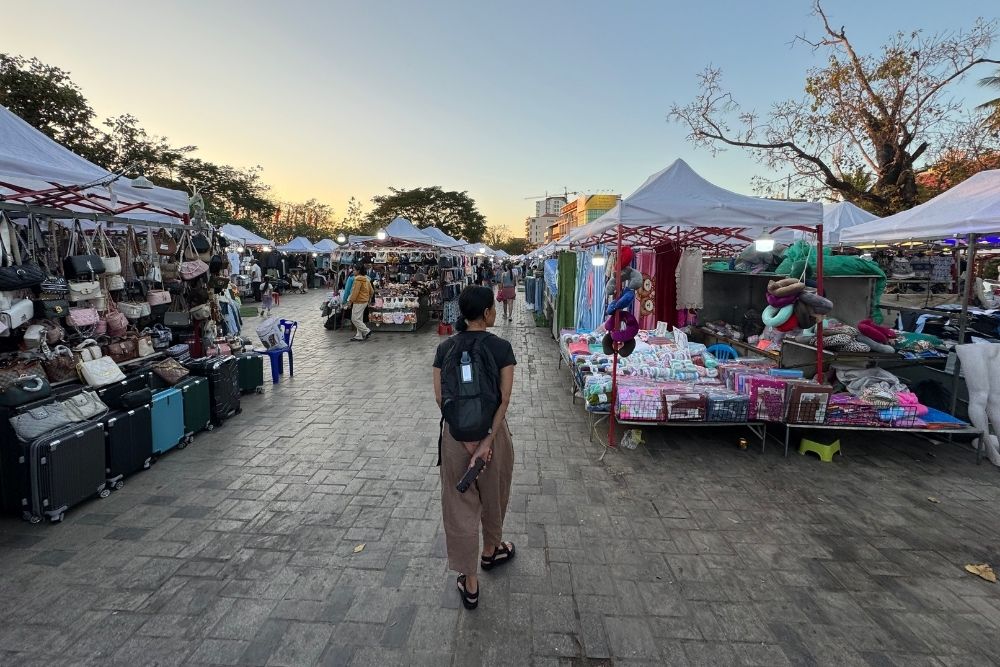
[457, 574, 479, 610]
[481, 542, 516, 571]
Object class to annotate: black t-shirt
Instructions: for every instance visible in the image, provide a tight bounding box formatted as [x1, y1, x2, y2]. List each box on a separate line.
[433, 331, 517, 372]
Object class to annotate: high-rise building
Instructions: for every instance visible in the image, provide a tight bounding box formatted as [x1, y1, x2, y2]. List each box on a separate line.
[535, 196, 567, 217]
[550, 194, 620, 240]
[525, 213, 558, 245]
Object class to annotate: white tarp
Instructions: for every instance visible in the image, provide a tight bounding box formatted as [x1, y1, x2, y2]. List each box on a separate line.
[313, 239, 338, 252]
[384, 217, 444, 246]
[0, 104, 189, 222]
[773, 201, 879, 244]
[421, 226, 464, 247]
[840, 170, 1000, 243]
[220, 224, 272, 245]
[276, 236, 319, 253]
[575, 159, 821, 242]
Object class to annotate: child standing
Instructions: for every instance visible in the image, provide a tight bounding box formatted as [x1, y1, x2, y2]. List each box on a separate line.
[260, 276, 274, 317]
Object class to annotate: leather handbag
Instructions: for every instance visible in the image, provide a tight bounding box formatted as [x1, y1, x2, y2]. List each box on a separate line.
[67, 306, 99, 328]
[155, 229, 177, 256]
[178, 233, 209, 281]
[163, 311, 192, 327]
[106, 274, 126, 291]
[0, 373, 51, 408]
[146, 289, 172, 306]
[62, 220, 106, 279]
[72, 338, 103, 363]
[10, 402, 74, 442]
[128, 226, 148, 278]
[61, 390, 109, 421]
[34, 299, 70, 320]
[120, 388, 151, 409]
[151, 358, 189, 385]
[105, 308, 128, 337]
[102, 338, 138, 364]
[41, 343, 78, 383]
[189, 303, 211, 321]
[68, 279, 101, 303]
[209, 254, 227, 275]
[77, 354, 126, 387]
[95, 224, 122, 275]
[23, 324, 46, 349]
[0, 213, 45, 291]
[160, 256, 179, 281]
[0, 355, 46, 387]
[118, 300, 150, 320]
[0, 297, 34, 333]
[31, 319, 65, 345]
[192, 232, 212, 261]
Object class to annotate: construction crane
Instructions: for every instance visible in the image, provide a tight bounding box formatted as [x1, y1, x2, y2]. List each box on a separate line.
[523, 188, 580, 200]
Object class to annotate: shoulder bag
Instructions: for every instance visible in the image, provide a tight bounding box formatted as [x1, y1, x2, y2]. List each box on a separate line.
[0, 373, 51, 408]
[72, 338, 103, 363]
[150, 323, 173, 349]
[0, 297, 34, 334]
[0, 354, 46, 388]
[145, 229, 163, 282]
[155, 229, 177, 256]
[34, 298, 70, 320]
[10, 402, 74, 442]
[104, 297, 129, 337]
[178, 233, 209, 281]
[77, 354, 125, 388]
[95, 224, 121, 275]
[67, 305, 99, 329]
[163, 293, 192, 328]
[62, 220, 106, 279]
[118, 300, 151, 320]
[136, 329, 155, 357]
[61, 390, 109, 421]
[151, 357, 189, 385]
[192, 232, 212, 261]
[102, 337, 138, 364]
[41, 342, 78, 383]
[0, 213, 45, 291]
[128, 226, 148, 279]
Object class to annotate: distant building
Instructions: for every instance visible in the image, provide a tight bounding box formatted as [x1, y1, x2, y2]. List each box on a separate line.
[525, 213, 558, 245]
[548, 194, 620, 241]
[535, 196, 567, 217]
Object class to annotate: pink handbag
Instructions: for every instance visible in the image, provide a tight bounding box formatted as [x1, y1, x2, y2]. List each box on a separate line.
[104, 300, 128, 337]
[147, 289, 172, 306]
[67, 306, 99, 328]
[178, 233, 208, 281]
[207, 343, 232, 357]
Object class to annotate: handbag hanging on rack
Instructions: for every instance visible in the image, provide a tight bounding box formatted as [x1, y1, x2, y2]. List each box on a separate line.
[104, 296, 129, 337]
[178, 232, 209, 281]
[127, 226, 147, 279]
[145, 229, 163, 282]
[155, 228, 177, 256]
[40, 341, 78, 383]
[95, 224, 122, 275]
[163, 293, 192, 328]
[0, 212, 46, 291]
[63, 219, 106, 279]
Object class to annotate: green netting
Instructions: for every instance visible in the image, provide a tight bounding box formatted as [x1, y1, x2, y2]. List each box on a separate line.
[775, 241, 887, 324]
[705, 261, 731, 271]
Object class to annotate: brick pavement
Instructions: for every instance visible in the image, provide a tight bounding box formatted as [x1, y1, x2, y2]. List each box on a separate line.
[1, 289, 999, 666]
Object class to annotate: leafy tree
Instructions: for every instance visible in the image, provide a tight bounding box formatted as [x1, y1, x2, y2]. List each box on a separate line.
[0, 53, 98, 157]
[258, 198, 336, 244]
[499, 237, 529, 256]
[341, 196, 365, 233]
[482, 225, 511, 248]
[367, 186, 487, 241]
[669, 2, 1000, 215]
[980, 67, 1000, 132]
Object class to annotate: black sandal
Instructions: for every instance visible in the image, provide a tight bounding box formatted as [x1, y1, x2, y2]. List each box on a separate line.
[481, 542, 516, 571]
[457, 574, 479, 610]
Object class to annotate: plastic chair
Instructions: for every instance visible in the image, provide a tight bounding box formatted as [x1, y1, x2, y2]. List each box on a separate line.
[706, 343, 739, 361]
[262, 319, 297, 383]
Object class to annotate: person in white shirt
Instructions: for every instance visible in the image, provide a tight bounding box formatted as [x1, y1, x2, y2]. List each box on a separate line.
[249, 260, 263, 302]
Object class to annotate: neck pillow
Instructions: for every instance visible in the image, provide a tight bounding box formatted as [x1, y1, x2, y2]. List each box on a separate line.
[762, 303, 795, 327]
[768, 278, 806, 297]
[766, 292, 799, 308]
[604, 310, 639, 343]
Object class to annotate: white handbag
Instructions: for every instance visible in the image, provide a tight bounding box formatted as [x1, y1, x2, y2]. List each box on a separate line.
[95, 225, 121, 275]
[68, 280, 101, 303]
[23, 323, 46, 348]
[77, 355, 125, 388]
[137, 333, 155, 357]
[106, 274, 126, 291]
[79, 295, 107, 312]
[61, 390, 109, 421]
[0, 297, 34, 334]
[118, 301, 150, 320]
[73, 338, 103, 363]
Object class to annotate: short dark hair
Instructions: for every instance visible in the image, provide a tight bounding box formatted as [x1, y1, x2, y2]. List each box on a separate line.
[456, 285, 494, 331]
[354, 264, 366, 274]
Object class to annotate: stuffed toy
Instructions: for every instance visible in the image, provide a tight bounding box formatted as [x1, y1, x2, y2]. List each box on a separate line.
[762, 277, 835, 334]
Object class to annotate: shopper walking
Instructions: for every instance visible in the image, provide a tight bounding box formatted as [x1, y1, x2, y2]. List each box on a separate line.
[433, 286, 516, 610]
[496, 262, 516, 322]
[259, 276, 274, 317]
[347, 264, 373, 341]
[249, 260, 263, 302]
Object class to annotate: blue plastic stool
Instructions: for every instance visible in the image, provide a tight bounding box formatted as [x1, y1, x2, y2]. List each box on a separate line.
[706, 343, 739, 361]
[262, 319, 298, 383]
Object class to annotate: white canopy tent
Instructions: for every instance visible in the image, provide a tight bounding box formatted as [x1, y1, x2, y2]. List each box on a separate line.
[840, 170, 1000, 243]
[384, 217, 445, 247]
[220, 223, 272, 246]
[276, 236, 319, 253]
[313, 239, 339, 252]
[572, 159, 822, 248]
[773, 201, 879, 245]
[421, 225, 465, 248]
[0, 104, 189, 223]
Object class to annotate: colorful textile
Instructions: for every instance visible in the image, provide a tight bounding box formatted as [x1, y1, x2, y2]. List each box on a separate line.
[635, 249, 656, 330]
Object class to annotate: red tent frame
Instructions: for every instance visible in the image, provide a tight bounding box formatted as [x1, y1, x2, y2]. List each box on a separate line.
[574, 222, 826, 449]
[0, 179, 189, 223]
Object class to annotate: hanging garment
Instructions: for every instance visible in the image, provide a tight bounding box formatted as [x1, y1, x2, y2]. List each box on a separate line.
[557, 251, 577, 332]
[654, 247, 682, 328]
[675, 247, 704, 310]
[635, 249, 657, 330]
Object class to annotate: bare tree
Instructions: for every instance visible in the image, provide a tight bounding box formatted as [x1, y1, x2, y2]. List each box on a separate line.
[669, 2, 1000, 214]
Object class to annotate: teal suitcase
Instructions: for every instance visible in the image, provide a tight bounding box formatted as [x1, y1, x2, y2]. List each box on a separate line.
[151, 387, 186, 455]
[237, 353, 265, 394]
[178, 376, 212, 435]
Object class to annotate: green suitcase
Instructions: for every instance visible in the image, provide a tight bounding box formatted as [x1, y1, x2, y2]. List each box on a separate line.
[237, 353, 265, 394]
[178, 376, 212, 434]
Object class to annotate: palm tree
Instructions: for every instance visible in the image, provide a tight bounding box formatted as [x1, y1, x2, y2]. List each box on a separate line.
[980, 68, 1000, 132]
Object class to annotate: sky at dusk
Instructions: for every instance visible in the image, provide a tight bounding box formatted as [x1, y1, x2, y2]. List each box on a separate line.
[3, 1, 997, 233]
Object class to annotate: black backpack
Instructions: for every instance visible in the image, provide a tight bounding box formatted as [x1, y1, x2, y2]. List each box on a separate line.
[440, 334, 501, 443]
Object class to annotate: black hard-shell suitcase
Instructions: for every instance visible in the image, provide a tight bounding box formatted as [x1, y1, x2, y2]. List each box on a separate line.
[97, 373, 149, 411]
[186, 356, 241, 425]
[21, 421, 108, 523]
[102, 406, 153, 490]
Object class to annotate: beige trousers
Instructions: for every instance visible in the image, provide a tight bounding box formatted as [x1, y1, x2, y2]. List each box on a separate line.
[351, 303, 370, 338]
[439, 421, 514, 575]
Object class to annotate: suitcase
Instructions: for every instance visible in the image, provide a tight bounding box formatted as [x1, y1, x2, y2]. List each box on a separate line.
[21, 421, 108, 523]
[236, 353, 265, 394]
[102, 406, 152, 490]
[97, 373, 150, 411]
[186, 356, 241, 425]
[177, 376, 212, 436]
[151, 387, 186, 455]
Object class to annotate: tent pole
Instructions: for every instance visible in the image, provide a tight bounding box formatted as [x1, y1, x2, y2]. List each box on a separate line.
[949, 233, 978, 418]
[607, 224, 623, 451]
[815, 222, 825, 382]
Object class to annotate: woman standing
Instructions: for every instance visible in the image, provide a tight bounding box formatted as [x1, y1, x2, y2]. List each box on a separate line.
[433, 286, 516, 610]
[496, 262, 516, 322]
